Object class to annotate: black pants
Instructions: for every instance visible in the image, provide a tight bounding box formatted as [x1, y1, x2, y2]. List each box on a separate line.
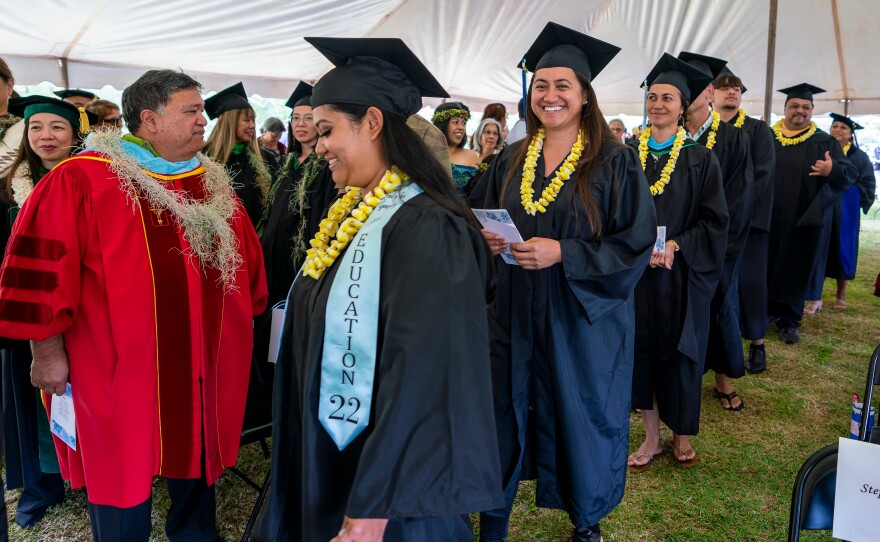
[768, 299, 804, 329]
[87, 477, 220, 542]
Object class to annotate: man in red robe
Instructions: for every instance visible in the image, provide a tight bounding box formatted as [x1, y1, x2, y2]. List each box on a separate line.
[0, 70, 267, 540]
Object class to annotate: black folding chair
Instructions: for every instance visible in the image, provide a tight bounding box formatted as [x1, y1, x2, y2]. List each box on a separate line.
[787, 344, 880, 541]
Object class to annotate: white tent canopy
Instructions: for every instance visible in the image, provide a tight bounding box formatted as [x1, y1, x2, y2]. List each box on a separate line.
[3, 0, 879, 115]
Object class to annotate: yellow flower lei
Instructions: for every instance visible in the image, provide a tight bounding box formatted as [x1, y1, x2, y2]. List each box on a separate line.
[704, 110, 721, 150]
[734, 108, 747, 128]
[520, 127, 584, 215]
[843, 141, 852, 155]
[772, 120, 817, 146]
[638, 126, 687, 197]
[302, 167, 408, 279]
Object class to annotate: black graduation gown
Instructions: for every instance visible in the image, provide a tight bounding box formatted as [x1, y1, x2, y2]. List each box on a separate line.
[631, 141, 728, 435]
[768, 129, 855, 304]
[253, 194, 503, 542]
[227, 147, 273, 229]
[476, 141, 656, 526]
[825, 145, 876, 280]
[245, 157, 336, 432]
[737, 115, 776, 340]
[260, 155, 337, 307]
[697, 121, 753, 378]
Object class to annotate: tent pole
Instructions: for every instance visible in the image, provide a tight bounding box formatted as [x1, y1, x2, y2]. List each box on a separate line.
[763, 0, 778, 124]
[831, 0, 850, 115]
[59, 58, 69, 90]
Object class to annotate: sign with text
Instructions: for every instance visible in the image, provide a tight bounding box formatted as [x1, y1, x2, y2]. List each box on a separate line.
[833, 437, 880, 541]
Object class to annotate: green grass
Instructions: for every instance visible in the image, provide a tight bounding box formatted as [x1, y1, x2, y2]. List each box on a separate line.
[8, 209, 880, 541]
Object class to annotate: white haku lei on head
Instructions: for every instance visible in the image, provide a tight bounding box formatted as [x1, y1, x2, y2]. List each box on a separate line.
[86, 130, 242, 289]
[11, 161, 35, 207]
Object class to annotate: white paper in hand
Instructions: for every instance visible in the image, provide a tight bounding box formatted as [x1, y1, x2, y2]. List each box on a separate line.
[833, 437, 880, 541]
[268, 306, 285, 364]
[50, 383, 77, 451]
[472, 209, 525, 266]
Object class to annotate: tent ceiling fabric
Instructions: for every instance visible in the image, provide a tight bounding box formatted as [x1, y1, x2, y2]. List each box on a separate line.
[3, 0, 879, 114]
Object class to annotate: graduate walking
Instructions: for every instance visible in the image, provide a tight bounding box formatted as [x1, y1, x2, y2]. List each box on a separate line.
[253, 37, 503, 542]
[711, 68, 776, 374]
[628, 54, 728, 471]
[475, 23, 656, 542]
[767, 84, 854, 344]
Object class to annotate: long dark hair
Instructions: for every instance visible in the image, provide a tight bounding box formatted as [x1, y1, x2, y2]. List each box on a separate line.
[432, 102, 470, 149]
[327, 103, 486, 238]
[500, 71, 615, 240]
[3, 117, 85, 204]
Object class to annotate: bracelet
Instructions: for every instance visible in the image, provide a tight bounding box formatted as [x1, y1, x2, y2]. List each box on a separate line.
[670, 240, 680, 252]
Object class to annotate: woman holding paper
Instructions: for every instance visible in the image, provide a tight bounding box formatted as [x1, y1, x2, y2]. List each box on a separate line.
[474, 22, 656, 542]
[254, 37, 503, 542]
[627, 54, 728, 470]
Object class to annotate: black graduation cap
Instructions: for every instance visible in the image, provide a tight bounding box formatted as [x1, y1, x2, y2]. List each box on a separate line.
[204, 82, 250, 120]
[520, 21, 620, 81]
[53, 89, 97, 101]
[305, 37, 449, 119]
[285, 81, 313, 109]
[677, 51, 727, 80]
[777, 83, 825, 103]
[718, 66, 747, 93]
[643, 53, 714, 102]
[9, 95, 98, 133]
[829, 112, 864, 131]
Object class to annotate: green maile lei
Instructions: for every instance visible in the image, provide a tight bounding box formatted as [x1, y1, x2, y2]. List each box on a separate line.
[431, 109, 470, 124]
[275, 151, 327, 265]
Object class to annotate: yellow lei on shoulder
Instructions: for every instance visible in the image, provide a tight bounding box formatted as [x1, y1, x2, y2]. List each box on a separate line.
[520, 127, 584, 215]
[734, 108, 747, 128]
[843, 141, 852, 155]
[638, 126, 687, 196]
[302, 168, 408, 279]
[705, 110, 721, 149]
[773, 120, 817, 146]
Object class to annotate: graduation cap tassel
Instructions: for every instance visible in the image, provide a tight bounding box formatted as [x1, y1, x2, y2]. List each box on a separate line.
[77, 106, 91, 134]
[521, 58, 528, 132]
[641, 78, 648, 132]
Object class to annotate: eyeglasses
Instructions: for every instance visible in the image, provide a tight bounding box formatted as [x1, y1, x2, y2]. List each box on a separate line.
[290, 115, 313, 125]
[101, 117, 123, 125]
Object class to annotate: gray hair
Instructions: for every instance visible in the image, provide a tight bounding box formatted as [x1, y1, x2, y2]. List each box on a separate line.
[472, 117, 504, 155]
[122, 69, 202, 135]
[261, 117, 285, 134]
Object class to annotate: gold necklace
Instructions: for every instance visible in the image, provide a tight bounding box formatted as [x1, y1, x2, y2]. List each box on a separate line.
[520, 127, 584, 215]
[638, 126, 687, 197]
[303, 168, 408, 279]
[773, 120, 817, 146]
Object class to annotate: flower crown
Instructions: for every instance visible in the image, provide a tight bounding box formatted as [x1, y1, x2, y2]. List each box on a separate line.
[431, 108, 470, 125]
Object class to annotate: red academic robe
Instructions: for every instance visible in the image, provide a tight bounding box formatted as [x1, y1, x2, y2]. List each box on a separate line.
[0, 152, 268, 508]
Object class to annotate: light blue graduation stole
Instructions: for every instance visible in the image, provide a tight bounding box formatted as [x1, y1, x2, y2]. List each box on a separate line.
[319, 182, 423, 450]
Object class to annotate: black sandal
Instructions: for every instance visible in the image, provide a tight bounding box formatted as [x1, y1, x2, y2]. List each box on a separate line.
[714, 388, 744, 411]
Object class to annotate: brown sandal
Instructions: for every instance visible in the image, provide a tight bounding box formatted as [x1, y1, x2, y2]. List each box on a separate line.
[672, 445, 699, 467]
[627, 450, 662, 472]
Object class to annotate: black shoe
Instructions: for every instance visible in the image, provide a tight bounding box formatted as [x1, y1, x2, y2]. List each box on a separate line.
[571, 524, 602, 542]
[779, 327, 800, 345]
[746, 344, 767, 374]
